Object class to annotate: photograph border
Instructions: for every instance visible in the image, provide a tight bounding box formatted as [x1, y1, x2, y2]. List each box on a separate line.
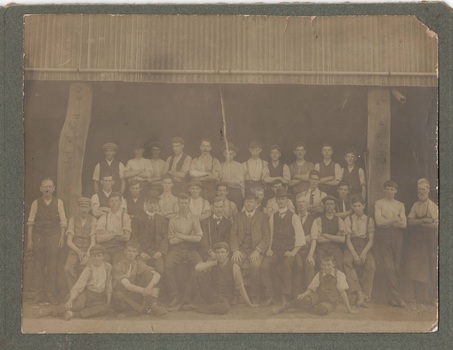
[1, 2, 452, 349]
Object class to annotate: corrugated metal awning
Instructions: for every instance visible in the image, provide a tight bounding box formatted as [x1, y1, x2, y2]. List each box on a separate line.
[24, 15, 438, 87]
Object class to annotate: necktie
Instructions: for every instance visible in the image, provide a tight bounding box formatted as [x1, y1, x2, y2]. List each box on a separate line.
[310, 190, 315, 205]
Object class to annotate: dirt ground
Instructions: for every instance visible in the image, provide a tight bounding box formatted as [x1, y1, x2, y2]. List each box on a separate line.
[22, 300, 437, 334]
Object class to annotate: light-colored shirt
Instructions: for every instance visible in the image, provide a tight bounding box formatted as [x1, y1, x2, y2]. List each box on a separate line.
[374, 199, 406, 228]
[91, 192, 127, 215]
[66, 215, 97, 237]
[27, 198, 67, 228]
[297, 188, 327, 206]
[311, 215, 346, 240]
[344, 214, 375, 239]
[113, 259, 155, 287]
[96, 210, 132, 234]
[190, 155, 221, 176]
[124, 158, 152, 182]
[92, 159, 125, 182]
[269, 209, 306, 248]
[70, 262, 112, 299]
[158, 192, 178, 217]
[148, 158, 168, 180]
[265, 197, 295, 218]
[314, 160, 342, 181]
[175, 197, 211, 217]
[221, 198, 238, 221]
[243, 158, 269, 181]
[168, 212, 203, 241]
[220, 161, 245, 190]
[298, 213, 313, 243]
[408, 199, 438, 222]
[308, 269, 349, 293]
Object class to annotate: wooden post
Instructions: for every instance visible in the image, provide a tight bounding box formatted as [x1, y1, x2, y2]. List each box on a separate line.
[57, 83, 93, 218]
[367, 87, 391, 213]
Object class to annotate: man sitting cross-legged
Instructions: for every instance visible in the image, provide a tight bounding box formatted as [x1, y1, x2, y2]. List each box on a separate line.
[112, 242, 167, 317]
[181, 242, 259, 314]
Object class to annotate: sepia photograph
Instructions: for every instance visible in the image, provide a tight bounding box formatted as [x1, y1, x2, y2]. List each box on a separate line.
[21, 13, 438, 333]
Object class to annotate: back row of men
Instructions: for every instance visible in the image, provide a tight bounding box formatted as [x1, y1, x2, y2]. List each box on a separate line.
[28, 172, 437, 319]
[92, 137, 367, 210]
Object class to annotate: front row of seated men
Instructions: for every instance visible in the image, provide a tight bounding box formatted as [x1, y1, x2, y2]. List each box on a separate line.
[29, 176, 437, 320]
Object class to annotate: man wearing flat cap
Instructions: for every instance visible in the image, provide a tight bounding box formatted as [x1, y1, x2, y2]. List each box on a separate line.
[124, 139, 152, 194]
[310, 195, 346, 271]
[166, 136, 192, 196]
[64, 197, 97, 291]
[230, 192, 270, 304]
[189, 138, 221, 203]
[93, 142, 125, 195]
[147, 141, 168, 191]
[220, 142, 245, 211]
[132, 190, 168, 276]
[406, 178, 438, 304]
[261, 188, 306, 306]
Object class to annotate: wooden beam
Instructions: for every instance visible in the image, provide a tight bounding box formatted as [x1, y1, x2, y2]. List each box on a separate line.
[57, 83, 93, 218]
[367, 87, 391, 213]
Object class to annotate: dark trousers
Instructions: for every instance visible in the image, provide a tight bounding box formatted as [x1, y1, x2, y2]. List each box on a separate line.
[164, 248, 202, 298]
[227, 187, 243, 212]
[113, 268, 156, 313]
[52, 289, 110, 318]
[171, 181, 187, 197]
[104, 246, 125, 265]
[33, 231, 60, 298]
[261, 252, 295, 298]
[293, 247, 316, 296]
[184, 271, 230, 314]
[376, 228, 403, 303]
[316, 243, 344, 271]
[286, 292, 336, 316]
[64, 250, 86, 291]
[343, 238, 375, 297]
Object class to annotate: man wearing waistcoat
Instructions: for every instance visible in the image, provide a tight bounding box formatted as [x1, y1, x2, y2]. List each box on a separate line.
[27, 178, 67, 304]
[92, 142, 125, 194]
[91, 172, 127, 218]
[166, 136, 192, 196]
[314, 143, 342, 197]
[261, 188, 306, 306]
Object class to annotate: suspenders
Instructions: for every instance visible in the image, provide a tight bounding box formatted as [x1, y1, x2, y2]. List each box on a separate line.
[105, 210, 125, 230]
[246, 159, 265, 179]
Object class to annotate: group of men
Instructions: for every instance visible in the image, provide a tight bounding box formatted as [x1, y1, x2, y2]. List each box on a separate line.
[27, 137, 438, 320]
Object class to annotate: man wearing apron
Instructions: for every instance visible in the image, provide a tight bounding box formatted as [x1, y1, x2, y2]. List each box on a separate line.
[407, 178, 438, 305]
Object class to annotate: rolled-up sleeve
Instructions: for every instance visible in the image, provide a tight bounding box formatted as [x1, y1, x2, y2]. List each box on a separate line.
[57, 199, 68, 228]
[311, 218, 321, 240]
[232, 263, 245, 290]
[336, 271, 349, 292]
[307, 272, 321, 292]
[27, 200, 38, 226]
[292, 214, 306, 247]
[66, 217, 75, 236]
[70, 266, 91, 299]
[192, 216, 203, 238]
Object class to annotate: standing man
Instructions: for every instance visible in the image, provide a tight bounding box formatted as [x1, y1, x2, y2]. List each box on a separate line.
[27, 178, 67, 304]
[165, 193, 204, 309]
[335, 181, 353, 220]
[200, 197, 232, 260]
[132, 191, 168, 276]
[147, 141, 168, 192]
[214, 182, 239, 222]
[314, 143, 342, 197]
[340, 147, 367, 201]
[93, 142, 125, 194]
[230, 192, 270, 304]
[289, 142, 315, 198]
[95, 192, 132, 265]
[374, 180, 407, 307]
[406, 178, 438, 304]
[219, 142, 245, 211]
[189, 138, 221, 203]
[263, 145, 291, 195]
[243, 140, 269, 194]
[166, 136, 192, 196]
[124, 140, 152, 194]
[310, 196, 347, 271]
[261, 188, 306, 306]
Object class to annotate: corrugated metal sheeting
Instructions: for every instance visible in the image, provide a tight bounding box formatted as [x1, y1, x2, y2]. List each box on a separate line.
[24, 15, 437, 87]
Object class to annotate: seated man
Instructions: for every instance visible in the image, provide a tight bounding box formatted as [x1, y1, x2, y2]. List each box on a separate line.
[184, 179, 211, 220]
[296, 170, 327, 217]
[181, 242, 259, 314]
[124, 140, 152, 194]
[132, 190, 168, 275]
[264, 179, 295, 218]
[200, 196, 232, 261]
[165, 193, 204, 309]
[310, 196, 346, 271]
[343, 196, 375, 307]
[112, 242, 167, 317]
[215, 182, 239, 222]
[158, 175, 178, 219]
[166, 136, 192, 196]
[92, 142, 125, 194]
[64, 197, 97, 291]
[39, 245, 112, 320]
[261, 188, 306, 306]
[230, 192, 270, 304]
[95, 192, 132, 265]
[273, 255, 356, 316]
